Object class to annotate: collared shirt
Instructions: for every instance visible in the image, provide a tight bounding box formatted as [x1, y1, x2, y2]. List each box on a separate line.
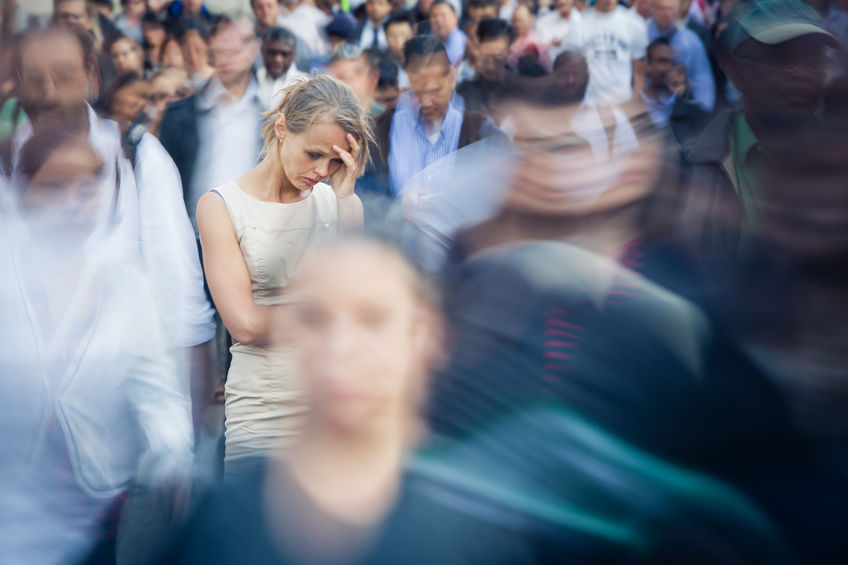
[444, 27, 468, 66]
[359, 18, 388, 51]
[257, 64, 308, 110]
[388, 91, 465, 196]
[730, 114, 768, 228]
[7, 104, 216, 348]
[190, 75, 264, 231]
[647, 20, 716, 112]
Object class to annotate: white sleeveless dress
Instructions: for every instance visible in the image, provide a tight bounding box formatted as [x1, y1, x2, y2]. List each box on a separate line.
[209, 181, 337, 464]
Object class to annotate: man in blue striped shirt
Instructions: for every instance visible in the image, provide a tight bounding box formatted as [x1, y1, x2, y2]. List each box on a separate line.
[374, 35, 500, 196]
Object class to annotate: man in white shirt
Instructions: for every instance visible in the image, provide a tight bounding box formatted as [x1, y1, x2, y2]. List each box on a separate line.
[257, 27, 308, 110]
[8, 25, 216, 435]
[573, 0, 649, 104]
[279, 0, 332, 58]
[536, 0, 582, 57]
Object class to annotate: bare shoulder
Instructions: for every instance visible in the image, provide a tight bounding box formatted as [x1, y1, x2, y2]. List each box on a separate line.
[196, 190, 232, 233]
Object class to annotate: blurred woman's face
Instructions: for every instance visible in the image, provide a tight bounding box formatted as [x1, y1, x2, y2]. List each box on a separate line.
[142, 24, 166, 49]
[505, 102, 661, 217]
[22, 142, 104, 237]
[290, 244, 434, 437]
[111, 39, 144, 75]
[162, 38, 186, 70]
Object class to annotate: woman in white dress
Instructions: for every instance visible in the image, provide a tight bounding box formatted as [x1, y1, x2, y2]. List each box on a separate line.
[196, 75, 375, 468]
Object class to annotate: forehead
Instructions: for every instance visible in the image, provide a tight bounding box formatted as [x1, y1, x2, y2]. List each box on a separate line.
[477, 38, 510, 53]
[302, 119, 351, 149]
[56, 0, 87, 14]
[265, 39, 294, 51]
[407, 57, 451, 78]
[21, 33, 85, 67]
[431, 3, 454, 16]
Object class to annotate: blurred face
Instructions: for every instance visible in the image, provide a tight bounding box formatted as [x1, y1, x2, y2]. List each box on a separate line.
[163, 37, 186, 69]
[111, 39, 144, 76]
[22, 141, 104, 237]
[407, 58, 456, 121]
[429, 3, 458, 40]
[366, 0, 392, 24]
[667, 67, 686, 94]
[652, 0, 679, 31]
[468, 4, 499, 22]
[646, 43, 673, 84]
[512, 5, 533, 38]
[418, 0, 435, 17]
[731, 36, 831, 114]
[122, 0, 147, 18]
[110, 81, 150, 124]
[183, 0, 204, 16]
[18, 33, 91, 129]
[252, 0, 280, 29]
[474, 38, 510, 81]
[181, 30, 207, 71]
[54, 0, 92, 31]
[263, 39, 296, 78]
[553, 55, 589, 100]
[209, 24, 259, 87]
[555, 0, 574, 17]
[505, 102, 661, 217]
[332, 56, 378, 110]
[291, 243, 432, 436]
[142, 23, 166, 48]
[376, 84, 400, 109]
[149, 74, 189, 118]
[277, 118, 351, 191]
[594, 0, 618, 12]
[386, 22, 413, 57]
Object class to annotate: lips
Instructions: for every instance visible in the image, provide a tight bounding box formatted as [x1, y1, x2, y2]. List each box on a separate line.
[303, 177, 319, 187]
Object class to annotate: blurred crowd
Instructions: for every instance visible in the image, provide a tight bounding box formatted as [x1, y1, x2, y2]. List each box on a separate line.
[1, 0, 848, 563]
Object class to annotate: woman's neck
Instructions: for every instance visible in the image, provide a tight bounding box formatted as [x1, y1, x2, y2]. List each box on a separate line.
[239, 150, 308, 203]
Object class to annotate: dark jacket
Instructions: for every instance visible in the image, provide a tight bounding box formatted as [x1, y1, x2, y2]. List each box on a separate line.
[158, 95, 201, 206]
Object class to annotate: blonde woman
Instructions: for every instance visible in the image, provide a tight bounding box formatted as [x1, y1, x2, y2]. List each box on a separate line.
[196, 75, 374, 469]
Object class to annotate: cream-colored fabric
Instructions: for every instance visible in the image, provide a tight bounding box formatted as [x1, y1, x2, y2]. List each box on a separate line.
[211, 181, 337, 464]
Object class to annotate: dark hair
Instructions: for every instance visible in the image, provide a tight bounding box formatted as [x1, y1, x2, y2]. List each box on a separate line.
[431, 0, 457, 14]
[378, 56, 399, 89]
[468, 0, 500, 8]
[516, 53, 548, 77]
[646, 36, 672, 60]
[262, 26, 297, 46]
[141, 9, 165, 28]
[553, 49, 586, 70]
[500, 71, 585, 106]
[176, 20, 210, 43]
[384, 11, 414, 31]
[476, 18, 513, 43]
[102, 71, 146, 115]
[402, 34, 450, 70]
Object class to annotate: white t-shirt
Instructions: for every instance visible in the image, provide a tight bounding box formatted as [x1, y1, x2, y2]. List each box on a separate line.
[535, 8, 582, 56]
[573, 6, 648, 105]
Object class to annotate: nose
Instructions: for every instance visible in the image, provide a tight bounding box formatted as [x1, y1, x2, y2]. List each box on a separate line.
[314, 158, 330, 179]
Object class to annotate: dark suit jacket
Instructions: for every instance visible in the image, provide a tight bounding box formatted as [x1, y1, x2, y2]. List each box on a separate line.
[158, 95, 201, 207]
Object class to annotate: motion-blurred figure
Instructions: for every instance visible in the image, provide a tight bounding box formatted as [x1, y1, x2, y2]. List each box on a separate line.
[159, 236, 538, 565]
[0, 127, 192, 565]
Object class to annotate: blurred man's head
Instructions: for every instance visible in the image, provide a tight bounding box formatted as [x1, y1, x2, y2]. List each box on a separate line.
[53, 0, 94, 32]
[467, 0, 500, 22]
[262, 27, 297, 79]
[645, 37, 674, 86]
[718, 0, 837, 117]
[511, 3, 533, 39]
[366, 0, 393, 25]
[182, 0, 204, 17]
[652, 0, 680, 31]
[429, 0, 458, 41]
[594, 0, 619, 13]
[404, 34, 456, 121]
[209, 18, 260, 89]
[251, 0, 280, 32]
[17, 26, 95, 130]
[474, 19, 512, 81]
[552, 50, 589, 100]
[385, 14, 414, 59]
[331, 48, 381, 111]
[376, 56, 401, 109]
[554, 0, 574, 18]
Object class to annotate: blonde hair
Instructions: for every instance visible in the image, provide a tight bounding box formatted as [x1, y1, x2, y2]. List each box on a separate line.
[261, 75, 376, 174]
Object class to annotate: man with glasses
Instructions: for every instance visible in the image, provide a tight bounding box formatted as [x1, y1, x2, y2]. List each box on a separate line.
[257, 27, 306, 110]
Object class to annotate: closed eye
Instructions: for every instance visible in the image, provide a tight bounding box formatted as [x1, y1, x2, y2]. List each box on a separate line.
[307, 152, 322, 160]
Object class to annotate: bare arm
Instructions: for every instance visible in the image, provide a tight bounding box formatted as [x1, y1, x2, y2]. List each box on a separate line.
[331, 133, 365, 230]
[196, 192, 285, 346]
[632, 58, 646, 98]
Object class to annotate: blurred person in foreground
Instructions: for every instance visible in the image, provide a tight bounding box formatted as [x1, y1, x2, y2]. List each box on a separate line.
[159, 16, 263, 232]
[687, 0, 838, 243]
[376, 35, 501, 196]
[196, 76, 371, 471]
[158, 236, 538, 565]
[0, 127, 193, 565]
[3, 24, 217, 438]
[258, 27, 307, 111]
